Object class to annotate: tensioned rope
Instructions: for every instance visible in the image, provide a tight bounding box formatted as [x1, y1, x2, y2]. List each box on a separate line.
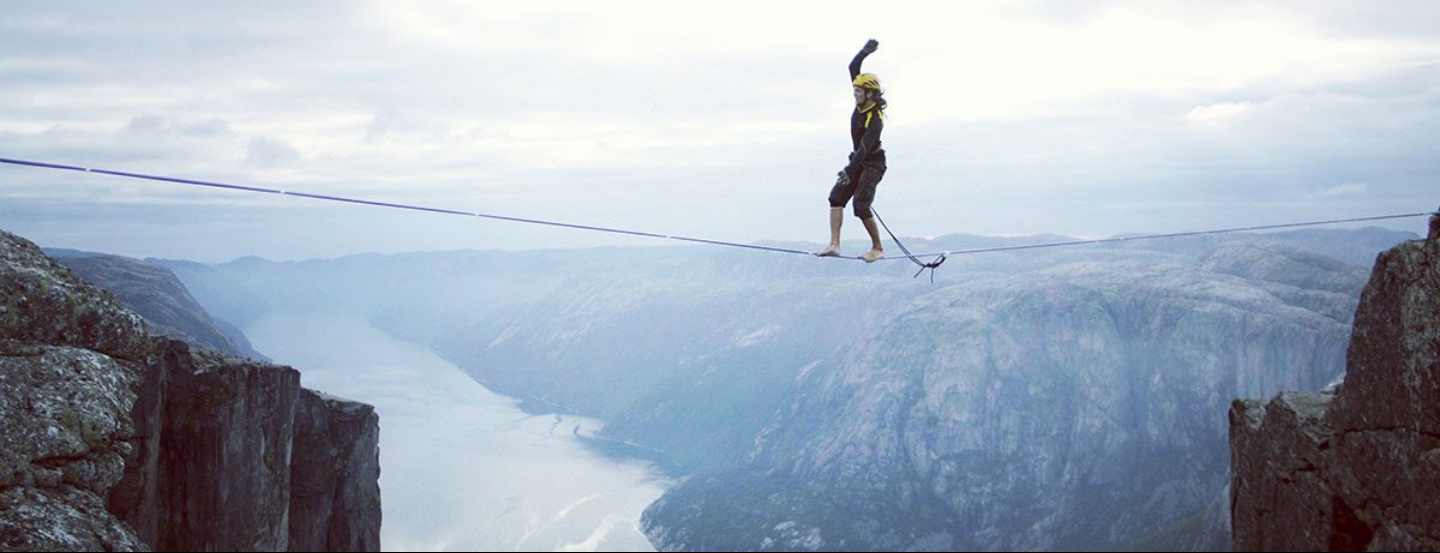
[0, 156, 815, 257]
[2, 156, 1434, 278]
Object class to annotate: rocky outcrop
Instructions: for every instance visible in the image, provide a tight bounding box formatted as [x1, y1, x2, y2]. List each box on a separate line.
[0, 342, 150, 552]
[110, 340, 382, 552]
[155, 342, 302, 552]
[0, 230, 380, 552]
[289, 390, 381, 553]
[1, 231, 152, 551]
[49, 251, 266, 360]
[1, 238, 150, 363]
[1230, 211, 1440, 551]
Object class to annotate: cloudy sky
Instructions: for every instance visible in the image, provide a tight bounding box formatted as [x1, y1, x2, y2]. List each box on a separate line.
[1, 0, 1437, 262]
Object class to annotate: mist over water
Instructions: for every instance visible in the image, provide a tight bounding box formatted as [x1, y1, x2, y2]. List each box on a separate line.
[245, 312, 668, 552]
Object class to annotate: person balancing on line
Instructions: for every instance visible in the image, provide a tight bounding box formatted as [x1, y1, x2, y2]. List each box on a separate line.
[816, 38, 888, 263]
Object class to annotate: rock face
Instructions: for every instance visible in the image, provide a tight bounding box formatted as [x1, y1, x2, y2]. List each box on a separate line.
[1, 239, 150, 363]
[1230, 212, 1440, 551]
[289, 390, 382, 553]
[154, 342, 302, 552]
[0, 342, 151, 552]
[1, 231, 151, 551]
[49, 251, 266, 360]
[0, 230, 380, 552]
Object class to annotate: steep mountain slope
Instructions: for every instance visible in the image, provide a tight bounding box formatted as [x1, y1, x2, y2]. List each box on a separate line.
[148, 257, 273, 329]
[46, 250, 266, 360]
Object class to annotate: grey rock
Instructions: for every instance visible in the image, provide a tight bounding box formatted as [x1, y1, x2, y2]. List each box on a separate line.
[0, 343, 139, 496]
[1230, 212, 1440, 551]
[0, 486, 148, 552]
[110, 338, 383, 553]
[1229, 394, 1343, 551]
[0, 230, 152, 552]
[156, 344, 301, 552]
[106, 339, 173, 548]
[0, 232, 148, 362]
[0, 342, 147, 552]
[289, 389, 381, 552]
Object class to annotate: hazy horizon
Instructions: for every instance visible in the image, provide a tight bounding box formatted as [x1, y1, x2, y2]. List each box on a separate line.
[29, 221, 1428, 266]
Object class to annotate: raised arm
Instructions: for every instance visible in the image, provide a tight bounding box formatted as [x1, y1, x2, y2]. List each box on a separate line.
[849, 39, 879, 80]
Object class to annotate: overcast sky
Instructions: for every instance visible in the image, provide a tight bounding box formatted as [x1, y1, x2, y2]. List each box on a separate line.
[1, 0, 1437, 262]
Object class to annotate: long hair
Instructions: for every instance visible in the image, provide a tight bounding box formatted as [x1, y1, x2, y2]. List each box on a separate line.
[868, 88, 887, 112]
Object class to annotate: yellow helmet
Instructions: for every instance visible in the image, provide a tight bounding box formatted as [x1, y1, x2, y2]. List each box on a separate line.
[853, 73, 882, 90]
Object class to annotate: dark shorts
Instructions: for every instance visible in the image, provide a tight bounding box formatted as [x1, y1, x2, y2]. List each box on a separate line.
[828, 157, 886, 219]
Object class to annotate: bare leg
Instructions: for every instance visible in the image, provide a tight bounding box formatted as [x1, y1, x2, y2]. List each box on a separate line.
[815, 207, 844, 257]
[860, 216, 885, 263]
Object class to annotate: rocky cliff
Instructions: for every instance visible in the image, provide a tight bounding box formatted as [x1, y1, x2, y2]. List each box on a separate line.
[0, 230, 380, 552]
[46, 250, 266, 361]
[1230, 212, 1440, 551]
[289, 389, 382, 553]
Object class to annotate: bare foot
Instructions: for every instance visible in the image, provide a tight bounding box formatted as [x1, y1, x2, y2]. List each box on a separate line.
[861, 249, 885, 263]
[814, 244, 842, 257]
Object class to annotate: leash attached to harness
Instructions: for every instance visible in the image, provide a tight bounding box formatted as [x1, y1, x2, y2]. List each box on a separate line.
[871, 208, 947, 283]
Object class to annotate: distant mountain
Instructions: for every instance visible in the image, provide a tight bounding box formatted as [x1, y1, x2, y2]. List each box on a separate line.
[45, 250, 267, 360]
[167, 227, 1415, 551]
[1258, 227, 1421, 267]
[148, 258, 274, 329]
[645, 253, 1353, 551]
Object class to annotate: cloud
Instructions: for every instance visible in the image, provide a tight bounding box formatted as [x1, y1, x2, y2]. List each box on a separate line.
[122, 113, 168, 134]
[120, 114, 235, 138]
[1010, 0, 1440, 41]
[180, 119, 235, 137]
[1185, 102, 1253, 123]
[1307, 182, 1369, 201]
[1, 1, 1436, 260]
[246, 136, 302, 168]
